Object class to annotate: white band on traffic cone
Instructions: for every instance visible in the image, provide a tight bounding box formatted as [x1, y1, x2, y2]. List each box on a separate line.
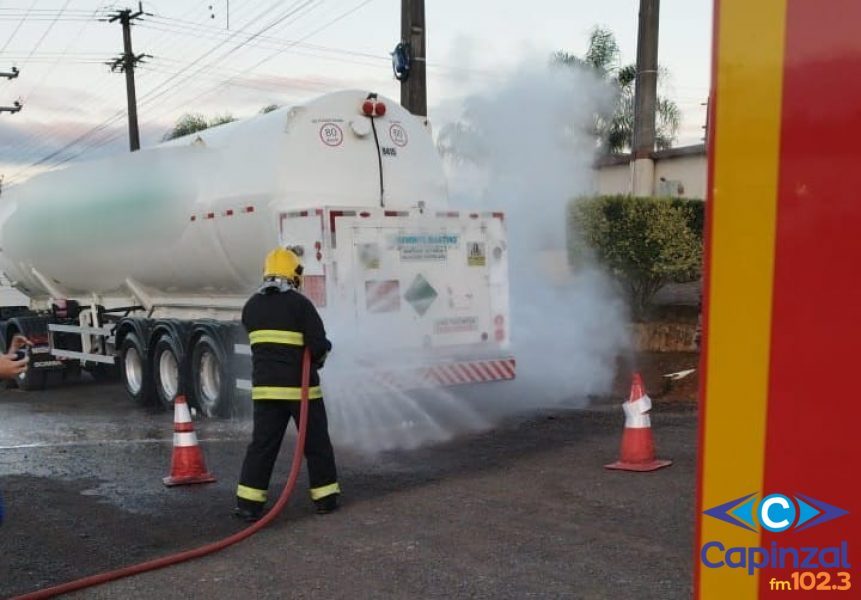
[175, 401, 192, 424]
[623, 394, 652, 429]
[174, 431, 200, 447]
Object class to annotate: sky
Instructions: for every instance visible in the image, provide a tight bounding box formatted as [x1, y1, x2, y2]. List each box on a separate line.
[0, 0, 713, 185]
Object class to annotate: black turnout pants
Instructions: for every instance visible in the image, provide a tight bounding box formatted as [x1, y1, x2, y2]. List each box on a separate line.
[237, 399, 338, 509]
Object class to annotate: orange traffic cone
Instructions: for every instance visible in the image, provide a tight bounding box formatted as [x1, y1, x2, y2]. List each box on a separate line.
[604, 373, 672, 472]
[163, 395, 216, 486]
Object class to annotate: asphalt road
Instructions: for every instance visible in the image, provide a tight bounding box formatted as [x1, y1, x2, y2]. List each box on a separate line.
[0, 380, 696, 599]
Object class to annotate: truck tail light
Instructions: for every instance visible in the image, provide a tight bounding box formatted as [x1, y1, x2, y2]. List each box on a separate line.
[494, 314, 505, 342]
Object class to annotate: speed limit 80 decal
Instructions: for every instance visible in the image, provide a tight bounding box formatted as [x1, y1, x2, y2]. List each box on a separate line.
[316, 120, 344, 147]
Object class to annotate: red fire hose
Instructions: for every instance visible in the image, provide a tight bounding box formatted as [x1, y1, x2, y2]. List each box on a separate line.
[13, 350, 313, 600]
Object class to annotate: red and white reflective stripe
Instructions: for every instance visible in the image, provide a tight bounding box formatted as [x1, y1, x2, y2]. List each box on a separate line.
[190, 206, 256, 221]
[174, 431, 200, 447]
[424, 359, 516, 386]
[623, 394, 652, 429]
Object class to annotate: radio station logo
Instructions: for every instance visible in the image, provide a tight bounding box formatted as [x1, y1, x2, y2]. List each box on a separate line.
[704, 492, 848, 533]
[700, 492, 852, 578]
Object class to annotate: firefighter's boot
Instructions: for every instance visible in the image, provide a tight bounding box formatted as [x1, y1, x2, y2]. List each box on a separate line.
[315, 493, 339, 515]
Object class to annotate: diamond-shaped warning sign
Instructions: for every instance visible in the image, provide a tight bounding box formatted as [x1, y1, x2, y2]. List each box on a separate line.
[404, 274, 438, 316]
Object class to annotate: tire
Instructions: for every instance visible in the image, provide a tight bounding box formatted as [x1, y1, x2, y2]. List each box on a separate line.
[119, 332, 152, 405]
[152, 334, 183, 410]
[190, 334, 234, 418]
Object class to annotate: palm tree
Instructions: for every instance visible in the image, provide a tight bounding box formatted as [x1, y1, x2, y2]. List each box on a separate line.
[554, 27, 680, 154]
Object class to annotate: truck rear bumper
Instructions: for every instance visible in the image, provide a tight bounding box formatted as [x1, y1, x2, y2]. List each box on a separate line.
[406, 356, 516, 387]
[234, 344, 515, 391]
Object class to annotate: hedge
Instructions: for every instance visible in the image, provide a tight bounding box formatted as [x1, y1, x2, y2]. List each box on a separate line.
[569, 195, 704, 319]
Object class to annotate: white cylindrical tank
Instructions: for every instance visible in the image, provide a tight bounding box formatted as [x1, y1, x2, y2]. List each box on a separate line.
[0, 91, 448, 305]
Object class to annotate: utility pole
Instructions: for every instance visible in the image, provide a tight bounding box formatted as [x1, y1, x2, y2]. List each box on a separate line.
[106, 3, 148, 152]
[1, 67, 19, 80]
[631, 0, 660, 197]
[400, 0, 426, 117]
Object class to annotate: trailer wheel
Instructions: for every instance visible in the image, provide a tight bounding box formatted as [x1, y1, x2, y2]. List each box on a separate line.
[120, 332, 151, 405]
[191, 334, 233, 418]
[153, 335, 183, 410]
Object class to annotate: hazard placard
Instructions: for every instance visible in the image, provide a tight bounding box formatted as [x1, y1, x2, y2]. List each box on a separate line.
[357, 243, 380, 269]
[365, 280, 400, 313]
[404, 274, 438, 316]
[467, 242, 486, 267]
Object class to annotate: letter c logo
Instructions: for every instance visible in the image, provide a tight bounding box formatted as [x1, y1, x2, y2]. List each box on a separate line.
[759, 494, 796, 532]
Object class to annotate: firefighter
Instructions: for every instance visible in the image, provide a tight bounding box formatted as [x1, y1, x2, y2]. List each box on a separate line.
[235, 247, 339, 521]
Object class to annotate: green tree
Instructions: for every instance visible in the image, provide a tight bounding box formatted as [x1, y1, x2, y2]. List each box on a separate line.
[554, 26, 680, 154]
[162, 112, 237, 141]
[209, 113, 236, 127]
[569, 195, 703, 319]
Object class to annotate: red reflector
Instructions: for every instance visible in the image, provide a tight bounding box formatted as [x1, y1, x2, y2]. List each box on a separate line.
[359, 211, 371, 218]
[374, 101, 386, 117]
[314, 241, 322, 250]
[224, 209, 234, 216]
[492, 212, 504, 221]
[190, 215, 196, 222]
[362, 100, 374, 116]
[384, 210, 398, 217]
[206, 212, 215, 219]
[469, 213, 479, 219]
[316, 251, 322, 261]
[299, 210, 308, 217]
[244, 206, 255, 213]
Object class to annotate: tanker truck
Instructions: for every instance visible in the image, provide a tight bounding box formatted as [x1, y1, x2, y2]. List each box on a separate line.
[0, 90, 514, 416]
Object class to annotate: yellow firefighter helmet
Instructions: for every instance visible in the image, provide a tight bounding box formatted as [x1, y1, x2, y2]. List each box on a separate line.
[263, 247, 303, 287]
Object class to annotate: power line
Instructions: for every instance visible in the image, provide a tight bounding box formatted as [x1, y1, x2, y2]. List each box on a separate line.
[20, 5, 102, 100]
[46, 0, 377, 171]
[0, 0, 39, 56]
[3, 1, 265, 178]
[13, 0, 73, 68]
[4, 0, 322, 182]
[5, 0, 383, 182]
[1, 2, 231, 170]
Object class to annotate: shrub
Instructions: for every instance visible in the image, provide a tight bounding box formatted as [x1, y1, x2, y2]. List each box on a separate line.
[569, 195, 703, 319]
